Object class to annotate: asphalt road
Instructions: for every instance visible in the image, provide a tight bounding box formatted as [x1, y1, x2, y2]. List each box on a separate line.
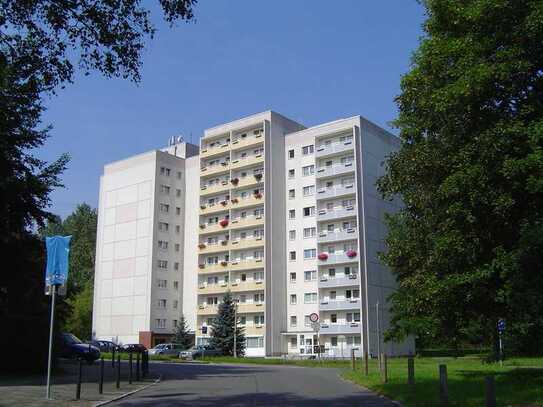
[110, 362, 396, 406]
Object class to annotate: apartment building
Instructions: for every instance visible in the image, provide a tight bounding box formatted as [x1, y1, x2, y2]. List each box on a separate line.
[92, 142, 199, 347]
[92, 110, 414, 357]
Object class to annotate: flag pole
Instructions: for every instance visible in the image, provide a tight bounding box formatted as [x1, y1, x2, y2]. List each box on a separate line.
[46, 284, 57, 399]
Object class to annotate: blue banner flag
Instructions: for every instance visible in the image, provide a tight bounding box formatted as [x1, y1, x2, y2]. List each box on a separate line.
[45, 236, 72, 286]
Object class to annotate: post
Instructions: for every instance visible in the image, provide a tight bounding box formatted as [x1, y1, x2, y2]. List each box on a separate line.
[376, 301, 381, 369]
[136, 352, 140, 381]
[45, 284, 57, 399]
[408, 357, 415, 385]
[129, 352, 133, 384]
[498, 334, 503, 367]
[439, 364, 448, 407]
[485, 376, 496, 407]
[112, 346, 116, 367]
[382, 353, 388, 383]
[364, 351, 369, 376]
[351, 349, 355, 370]
[116, 354, 121, 389]
[76, 359, 82, 400]
[142, 351, 148, 377]
[99, 357, 104, 394]
[233, 301, 237, 358]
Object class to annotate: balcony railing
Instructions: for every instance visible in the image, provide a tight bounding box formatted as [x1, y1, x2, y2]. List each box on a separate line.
[229, 258, 265, 271]
[319, 323, 361, 335]
[200, 162, 230, 177]
[230, 174, 263, 190]
[229, 215, 264, 230]
[197, 302, 264, 315]
[200, 142, 230, 159]
[199, 202, 230, 215]
[317, 206, 357, 222]
[229, 237, 265, 251]
[230, 194, 264, 209]
[230, 154, 264, 171]
[316, 184, 356, 200]
[318, 274, 359, 288]
[200, 181, 230, 196]
[319, 299, 361, 311]
[315, 140, 354, 158]
[197, 280, 264, 295]
[316, 163, 355, 179]
[231, 134, 264, 151]
[317, 228, 358, 243]
[317, 252, 358, 266]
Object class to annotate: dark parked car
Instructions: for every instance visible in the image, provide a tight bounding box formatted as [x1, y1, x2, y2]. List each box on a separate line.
[179, 345, 222, 359]
[120, 343, 147, 353]
[60, 333, 100, 363]
[148, 343, 185, 356]
[86, 340, 119, 353]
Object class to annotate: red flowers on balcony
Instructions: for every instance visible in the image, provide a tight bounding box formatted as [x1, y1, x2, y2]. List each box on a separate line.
[318, 253, 329, 261]
[231, 178, 239, 185]
[231, 198, 239, 204]
[254, 192, 263, 199]
[198, 243, 206, 249]
[220, 200, 228, 206]
[346, 250, 357, 258]
[219, 219, 229, 227]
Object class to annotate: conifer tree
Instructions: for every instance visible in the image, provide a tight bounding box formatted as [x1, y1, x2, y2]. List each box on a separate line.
[173, 316, 193, 350]
[209, 291, 246, 356]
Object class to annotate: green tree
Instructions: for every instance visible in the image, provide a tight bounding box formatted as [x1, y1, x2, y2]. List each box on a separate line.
[378, 0, 543, 355]
[64, 280, 94, 339]
[173, 316, 193, 350]
[209, 292, 246, 356]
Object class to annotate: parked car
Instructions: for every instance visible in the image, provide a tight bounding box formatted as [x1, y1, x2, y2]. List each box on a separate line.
[149, 343, 185, 356]
[120, 343, 147, 353]
[86, 340, 119, 353]
[179, 345, 222, 359]
[60, 333, 100, 363]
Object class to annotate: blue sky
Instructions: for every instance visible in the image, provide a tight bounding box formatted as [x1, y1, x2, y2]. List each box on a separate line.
[39, 1, 425, 218]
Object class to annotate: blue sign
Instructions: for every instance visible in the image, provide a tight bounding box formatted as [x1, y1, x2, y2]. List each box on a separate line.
[498, 318, 506, 334]
[45, 236, 72, 286]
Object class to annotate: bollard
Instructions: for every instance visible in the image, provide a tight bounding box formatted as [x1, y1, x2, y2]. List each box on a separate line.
[439, 364, 449, 407]
[116, 354, 121, 389]
[364, 351, 369, 376]
[351, 349, 355, 370]
[382, 353, 388, 383]
[408, 357, 415, 385]
[136, 352, 141, 381]
[129, 352, 133, 384]
[99, 357, 104, 394]
[112, 346, 116, 367]
[485, 376, 496, 407]
[76, 359, 82, 400]
[142, 351, 147, 378]
[144, 350, 149, 376]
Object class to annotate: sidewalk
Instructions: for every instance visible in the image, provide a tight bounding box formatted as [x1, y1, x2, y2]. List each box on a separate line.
[0, 359, 159, 406]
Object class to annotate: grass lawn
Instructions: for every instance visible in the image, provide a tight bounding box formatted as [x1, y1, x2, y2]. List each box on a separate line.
[341, 356, 543, 407]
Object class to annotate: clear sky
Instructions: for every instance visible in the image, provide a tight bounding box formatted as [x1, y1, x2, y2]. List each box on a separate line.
[39, 0, 425, 218]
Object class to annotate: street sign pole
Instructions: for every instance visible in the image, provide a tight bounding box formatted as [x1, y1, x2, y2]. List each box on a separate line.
[46, 284, 57, 399]
[499, 334, 503, 367]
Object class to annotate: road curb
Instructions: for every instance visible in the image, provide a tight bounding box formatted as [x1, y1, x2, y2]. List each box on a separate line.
[93, 374, 162, 406]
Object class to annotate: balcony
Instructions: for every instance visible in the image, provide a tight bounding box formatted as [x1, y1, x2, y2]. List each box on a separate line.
[231, 174, 263, 190]
[230, 280, 265, 292]
[316, 163, 355, 179]
[318, 274, 360, 288]
[199, 202, 230, 216]
[316, 184, 356, 200]
[198, 241, 230, 254]
[317, 228, 358, 243]
[230, 154, 264, 171]
[200, 162, 230, 177]
[197, 302, 264, 316]
[229, 259, 265, 271]
[197, 305, 219, 316]
[229, 237, 265, 251]
[317, 252, 358, 266]
[230, 216, 264, 230]
[231, 134, 264, 151]
[197, 283, 230, 295]
[317, 206, 357, 222]
[316, 140, 354, 158]
[230, 194, 264, 210]
[319, 299, 361, 311]
[198, 280, 264, 295]
[200, 181, 230, 197]
[319, 323, 361, 335]
[197, 263, 229, 274]
[200, 143, 231, 159]
[198, 222, 226, 235]
[244, 325, 266, 335]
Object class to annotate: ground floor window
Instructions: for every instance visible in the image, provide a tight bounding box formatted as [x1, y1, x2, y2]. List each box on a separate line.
[196, 337, 210, 346]
[346, 336, 361, 346]
[247, 336, 264, 348]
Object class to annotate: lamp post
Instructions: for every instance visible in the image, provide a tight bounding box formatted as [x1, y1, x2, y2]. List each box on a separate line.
[233, 298, 239, 358]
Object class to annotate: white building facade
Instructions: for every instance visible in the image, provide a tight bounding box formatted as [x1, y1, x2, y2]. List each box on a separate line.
[92, 111, 414, 357]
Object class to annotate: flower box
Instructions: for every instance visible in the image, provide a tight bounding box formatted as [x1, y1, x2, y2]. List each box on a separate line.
[231, 198, 239, 204]
[220, 261, 228, 266]
[198, 243, 206, 249]
[231, 178, 239, 185]
[219, 219, 229, 227]
[198, 264, 205, 269]
[254, 192, 263, 199]
[318, 253, 329, 261]
[199, 224, 206, 229]
[220, 200, 228, 206]
[200, 205, 206, 210]
[221, 240, 228, 246]
[346, 250, 357, 258]
[254, 173, 263, 181]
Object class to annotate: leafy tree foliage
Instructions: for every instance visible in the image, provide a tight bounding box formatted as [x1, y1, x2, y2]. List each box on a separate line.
[378, 0, 543, 355]
[209, 292, 246, 356]
[173, 316, 193, 350]
[64, 280, 94, 339]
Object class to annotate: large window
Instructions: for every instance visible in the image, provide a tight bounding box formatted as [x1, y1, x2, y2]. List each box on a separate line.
[303, 249, 316, 259]
[304, 293, 317, 304]
[254, 315, 265, 325]
[290, 316, 297, 327]
[302, 165, 315, 176]
[303, 206, 315, 217]
[157, 279, 167, 288]
[303, 227, 316, 238]
[290, 294, 297, 305]
[303, 185, 315, 196]
[155, 319, 166, 329]
[157, 299, 167, 308]
[302, 145, 314, 155]
[246, 337, 264, 348]
[304, 270, 317, 281]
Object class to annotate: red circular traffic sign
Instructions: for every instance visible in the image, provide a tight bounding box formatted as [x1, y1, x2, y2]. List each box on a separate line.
[309, 313, 319, 323]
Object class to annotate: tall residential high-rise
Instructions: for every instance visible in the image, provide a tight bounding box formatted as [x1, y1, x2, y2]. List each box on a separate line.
[92, 111, 414, 357]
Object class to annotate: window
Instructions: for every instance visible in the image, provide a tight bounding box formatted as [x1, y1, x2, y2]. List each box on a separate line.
[158, 222, 169, 232]
[304, 293, 317, 304]
[289, 230, 296, 240]
[304, 315, 311, 327]
[207, 297, 218, 305]
[254, 293, 265, 303]
[302, 145, 314, 155]
[175, 243, 180, 252]
[174, 262, 179, 270]
[290, 294, 297, 305]
[329, 268, 336, 277]
[157, 279, 167, 288]
[331, 337, 338, 346]
[173, 300, 178, 309]
[290, 337, 297, 347]
[176, 188, 181, 197]
[341, 156, 354, 166]
[346, 336, 361, 346]
[156, 319, 166, 329]
[253, 271, 264, 281]
[289, 251, 296, 261]
[254, 315, 265, 325]
[241, 273, 247, 282]
[327, 224, 334, 232]
[288, 169, 295, 178]
[346, 289, 360, 299]
[173, 281, 179, 290]
[159, 203, 169, 213]
[290, 272, 296, 283]
[177, 171, 182, 179]
[161, 185, 170, 194]
[331, 314, 337, 323]
[175, 225, 181, 234]
[290, 316, 297, 327]
[289, 189, 295, 199]
[346, 312, 361, 322]
[288, 149, 295, 159]
[157, 299, 167, 308]
[303, 249, 316, 259]
[208, 276, 218, 285]
[304, 270, 317, 281]
[160, 167, 171, 176]
[303, 206, 315, 217]
[344, 266, 351, 275]
[239, 316, 246, 325]
[247, 337, 264, 348]
[158, 240, 168, 250]
[172, 320, 178, 328]
[176, 207, 181, 216]
[302, 165, 315, 176]
[330, 291, 336, 300]
[157, 260, 168, 269]
[303, 227, 316, 238]
[303, 185, 315, 196]
[289, 209, 296, 219]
